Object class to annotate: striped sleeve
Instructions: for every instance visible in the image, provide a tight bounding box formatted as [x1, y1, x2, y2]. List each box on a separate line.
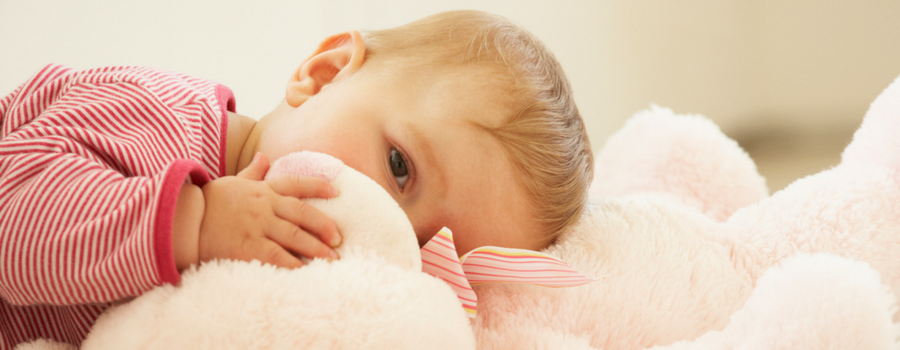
[0, 81, 24, 133]
[0, 64, 231, 306]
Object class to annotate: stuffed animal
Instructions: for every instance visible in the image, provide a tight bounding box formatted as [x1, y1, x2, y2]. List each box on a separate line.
[17, 74, 900, 350]
[472, 75, 900, 349]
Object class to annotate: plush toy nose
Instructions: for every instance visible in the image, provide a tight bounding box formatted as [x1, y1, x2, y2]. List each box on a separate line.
[266, 151, 345, 182]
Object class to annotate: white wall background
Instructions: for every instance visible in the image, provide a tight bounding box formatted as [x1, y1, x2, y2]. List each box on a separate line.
[2, 0, 899, 188]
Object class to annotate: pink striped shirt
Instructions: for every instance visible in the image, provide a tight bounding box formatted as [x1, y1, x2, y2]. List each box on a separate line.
[0, 64, 234, 349]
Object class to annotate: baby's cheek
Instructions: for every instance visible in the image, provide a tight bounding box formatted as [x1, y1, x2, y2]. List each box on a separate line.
[454, 232, 496, 257]
[257, 136, 293, 164]
[316, 135, 370, 165]
[412, 222, 445, 249]
[459, 220, 547, 255]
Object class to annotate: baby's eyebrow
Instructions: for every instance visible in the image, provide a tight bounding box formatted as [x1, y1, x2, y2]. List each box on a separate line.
[404, 121, 447, 197]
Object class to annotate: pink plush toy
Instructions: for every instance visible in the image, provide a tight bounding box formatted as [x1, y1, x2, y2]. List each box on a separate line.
[472, 76, 900, 349]
[18, 75, 900, 350]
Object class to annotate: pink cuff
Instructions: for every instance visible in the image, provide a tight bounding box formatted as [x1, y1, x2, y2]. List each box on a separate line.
[154, 159, 211, 285]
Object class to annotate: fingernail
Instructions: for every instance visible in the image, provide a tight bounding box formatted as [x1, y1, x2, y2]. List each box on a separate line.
[329, 249, 340, 260]
[330, 186, 340, 197]
[331, 233, 342, 248]
[252, 152, 261, 163]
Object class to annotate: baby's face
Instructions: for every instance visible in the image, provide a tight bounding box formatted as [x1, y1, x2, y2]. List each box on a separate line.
[257, 65, 544, 255]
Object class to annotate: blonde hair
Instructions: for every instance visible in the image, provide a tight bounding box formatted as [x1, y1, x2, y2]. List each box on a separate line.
[364, 10, 593, 244]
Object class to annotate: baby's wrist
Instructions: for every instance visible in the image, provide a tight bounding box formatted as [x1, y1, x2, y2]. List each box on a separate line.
[173, 183, 204, 272]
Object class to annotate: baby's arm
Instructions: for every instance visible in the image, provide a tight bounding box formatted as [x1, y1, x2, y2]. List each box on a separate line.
[0, 65, 337, 309]
[172, 152, 341, 270]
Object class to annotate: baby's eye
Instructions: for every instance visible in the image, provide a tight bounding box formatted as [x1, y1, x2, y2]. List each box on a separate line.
[389, 148, 410, 189]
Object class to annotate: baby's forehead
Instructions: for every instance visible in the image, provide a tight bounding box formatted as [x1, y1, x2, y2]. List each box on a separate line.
[422, 85, 512, 130]
[383, 63, 515, 122]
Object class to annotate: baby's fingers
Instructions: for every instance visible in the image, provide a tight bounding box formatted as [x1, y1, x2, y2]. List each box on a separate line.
[275, 197, 342, 247]
[268, 219, 340, 261]
[249, 239, 305, 269]
[267, 175, 339, 199]
[236, 152, 270, 181]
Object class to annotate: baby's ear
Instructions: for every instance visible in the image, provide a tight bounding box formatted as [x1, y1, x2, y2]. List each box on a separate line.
[286, 30, 366, 107]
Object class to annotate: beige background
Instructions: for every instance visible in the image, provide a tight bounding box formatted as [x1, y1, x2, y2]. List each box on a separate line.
[2, 0, 899, 192]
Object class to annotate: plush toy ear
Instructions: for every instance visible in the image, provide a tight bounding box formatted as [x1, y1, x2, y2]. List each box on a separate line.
[421, 227, 596, 318]
[285, 31, 366, 107]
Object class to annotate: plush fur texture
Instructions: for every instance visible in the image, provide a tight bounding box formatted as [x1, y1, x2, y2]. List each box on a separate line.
[590, 105, 769, 221]
[473, 76, 900, 349]
[18, 75, 900, 350]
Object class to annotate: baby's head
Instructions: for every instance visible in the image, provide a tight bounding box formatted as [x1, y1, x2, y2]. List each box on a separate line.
[248, 10, 592, 255]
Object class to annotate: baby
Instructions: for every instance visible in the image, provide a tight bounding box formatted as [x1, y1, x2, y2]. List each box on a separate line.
[0, 10, 592, 349]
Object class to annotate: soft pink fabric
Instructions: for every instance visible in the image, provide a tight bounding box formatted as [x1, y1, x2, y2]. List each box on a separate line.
[471, 76, 900, 349]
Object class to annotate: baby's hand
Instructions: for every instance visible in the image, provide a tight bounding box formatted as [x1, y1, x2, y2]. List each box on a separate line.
[198, 153, 341, 269]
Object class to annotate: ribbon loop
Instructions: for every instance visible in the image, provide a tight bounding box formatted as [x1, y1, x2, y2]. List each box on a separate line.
[420, 227, 597, 318]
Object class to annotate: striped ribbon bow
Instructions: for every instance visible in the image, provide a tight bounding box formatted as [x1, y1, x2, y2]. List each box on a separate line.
[420, 227, 597, 318]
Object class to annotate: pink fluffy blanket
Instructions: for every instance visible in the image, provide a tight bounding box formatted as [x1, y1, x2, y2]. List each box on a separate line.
[18, 75, 900, 350]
